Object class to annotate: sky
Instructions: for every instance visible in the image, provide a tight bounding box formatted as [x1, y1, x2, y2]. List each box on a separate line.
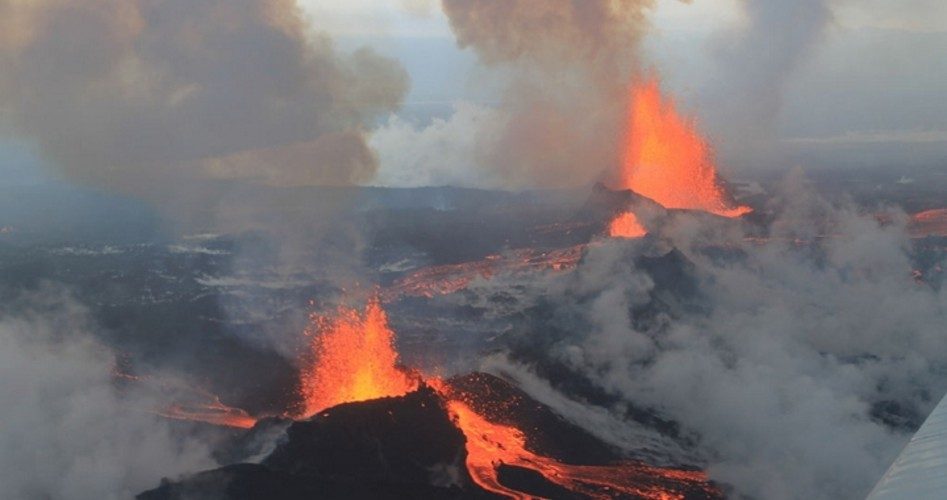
[1, 0, 945, 187]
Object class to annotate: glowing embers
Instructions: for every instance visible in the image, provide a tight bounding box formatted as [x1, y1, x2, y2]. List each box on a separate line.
[616, 79, 751, 218]
[609, 211, 648, 238]
[299, 297, 417, 418]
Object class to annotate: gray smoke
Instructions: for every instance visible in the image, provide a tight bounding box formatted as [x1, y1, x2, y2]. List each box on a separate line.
[0, 288, 214, 500]
[0, 0, 417, 357]
[466, 170, 946, 499]
[0, 0, 408, 226]
[431, 0, 658, 188]
[703, 0, 833, 167]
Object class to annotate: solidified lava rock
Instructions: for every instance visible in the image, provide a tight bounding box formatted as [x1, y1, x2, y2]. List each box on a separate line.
[139, 385, 494, 500]
[447, 372, 621, 465]
[140, 377, 723, 500]
[264, 385, 466, 484]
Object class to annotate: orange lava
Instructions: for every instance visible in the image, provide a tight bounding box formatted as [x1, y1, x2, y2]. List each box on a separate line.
[381, 245, 585, 301]
[609, 211, 648, 238]
[299, 297, 417, 418]
[159, 398, 258, 429]
[445, 398, 715, 499]
[110, 365, 259, 429]
[427, 379, 718, 499]
[911, 208, 947, 238]
[615, 79, 751, 218]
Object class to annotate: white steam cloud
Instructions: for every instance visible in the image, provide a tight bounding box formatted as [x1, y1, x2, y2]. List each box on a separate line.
[372, 103, 506, 189]
[0, 289, 213, 500]
[469, 171, 947, 499]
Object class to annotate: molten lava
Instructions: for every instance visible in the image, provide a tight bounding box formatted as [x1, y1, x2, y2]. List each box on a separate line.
[159, 397, 258, 429]
[911, 208, 947, 238]
[609, 211, 648, 238]
[437, 388, 717, 500]
[428, 378, 719, 499]
[110, 367, 259, 429]
[299, 297, 417, 417]
[381, 245, 585, 301]
[615, 79, 751, 218]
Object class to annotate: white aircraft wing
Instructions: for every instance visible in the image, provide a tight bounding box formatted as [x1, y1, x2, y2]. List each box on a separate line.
[868, 393, 947, 499]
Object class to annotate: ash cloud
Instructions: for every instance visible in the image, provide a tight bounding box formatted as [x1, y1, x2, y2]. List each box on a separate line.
[0, 0, 415, 358]
[0, 0, 408, 225]
[426, 0, 657, 189]
[442, 0, 651, 77]
[469, 172, 947, 499]
[0, 288, 214, 500]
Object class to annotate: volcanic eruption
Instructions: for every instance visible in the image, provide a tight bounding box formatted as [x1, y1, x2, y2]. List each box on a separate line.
[298, 297, 418, 418]
[298, 298, 718, 497]
[141, 295, 722, 499]
[610, 79, 751, 224]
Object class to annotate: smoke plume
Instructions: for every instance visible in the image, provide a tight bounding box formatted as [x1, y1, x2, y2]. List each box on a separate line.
[0, 0, 408, 223]
[704, 0, 833, 167]
[0, 288, 214, 500]
[466, 171, 947, 499]
[433, 0, 657, 188]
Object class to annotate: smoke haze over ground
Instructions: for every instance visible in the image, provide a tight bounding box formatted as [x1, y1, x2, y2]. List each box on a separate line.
[459, 171, 947, 499]
[0, 1, 945, 499]
[0, 288, 213, 500]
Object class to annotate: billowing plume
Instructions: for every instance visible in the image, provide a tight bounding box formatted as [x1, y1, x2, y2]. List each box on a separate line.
[0, 0, 408, 218]
[436, 0, 657, 188]
[442, 0, 651, 79]
[705, 0, 832, 166]
[461, 170, 947, 499]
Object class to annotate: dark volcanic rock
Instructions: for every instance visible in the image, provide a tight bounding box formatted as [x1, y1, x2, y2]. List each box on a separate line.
[139, 386, 495, 500]
[581, 183, 666, 223]
[496, 465, 584, 500]
[138, 463, 474, 500]
[264, 386, 466, 484]
[447, 372, 621, 465]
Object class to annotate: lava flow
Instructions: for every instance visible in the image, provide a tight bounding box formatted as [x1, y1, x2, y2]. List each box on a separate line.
[298, 296, 418, 417]
[298, 300, 717, 498]
[609, 211, 648, 238]
[614, 79, 751, 219]
[381, 245, 586, 301]
[110, 368, 258, 429]
[911, 208, 947, 238]
[433, 380, 718, 500]
[158, 396, 258, 429]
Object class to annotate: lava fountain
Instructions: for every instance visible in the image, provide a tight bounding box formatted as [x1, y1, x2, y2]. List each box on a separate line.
[614, 79, 751, 219]
[609, 211, 648, 238]
[299, 296, 418, 417]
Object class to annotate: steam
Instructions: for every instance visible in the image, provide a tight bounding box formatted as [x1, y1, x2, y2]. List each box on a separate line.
[379, 0, 838, 187]
[0, 288, 213, 499]
[430, 0, 657, 188]
[442, 0, 651, 75]
[471, 171, 947, 499]
[0, 0, 408, 223]
[372, 103, 505, 188]
[704, 0, 833, 166]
